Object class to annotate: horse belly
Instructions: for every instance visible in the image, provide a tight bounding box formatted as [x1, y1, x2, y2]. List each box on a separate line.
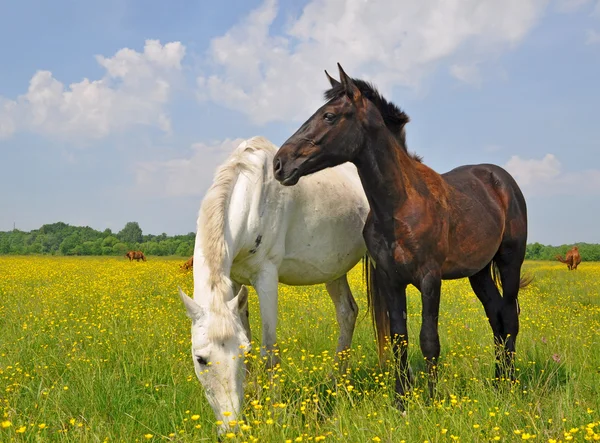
[441, 212, 504, 279]
[278, 168, 368, 285]
[278, 224, 366, 285]
[441, 234, 500, 278]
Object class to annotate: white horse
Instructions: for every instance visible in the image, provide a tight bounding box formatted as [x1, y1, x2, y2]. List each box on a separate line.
[178, 136, 369, 431]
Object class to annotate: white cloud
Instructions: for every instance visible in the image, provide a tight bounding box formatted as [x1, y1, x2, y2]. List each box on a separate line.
[504, 153, 600, 195]
[505, 153, 561, 186]
[586, 29, 600, 44]
[197, 0, 548, 124]
[0, 40, 185, 142]
[450, 63, 482, 86]
[134, 138, 245, 197]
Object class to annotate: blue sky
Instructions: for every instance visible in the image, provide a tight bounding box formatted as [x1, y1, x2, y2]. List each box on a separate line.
[1, 0, 599, 245]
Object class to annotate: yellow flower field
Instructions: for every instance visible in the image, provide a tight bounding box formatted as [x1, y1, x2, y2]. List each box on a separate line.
[0, 256, 599, 442]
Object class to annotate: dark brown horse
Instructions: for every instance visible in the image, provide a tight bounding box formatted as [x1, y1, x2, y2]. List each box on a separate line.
[556, 246, 582, 270]
[181, 256, 194, 271]
[273, 64, 531, 404]
[125, 250, 146, 262]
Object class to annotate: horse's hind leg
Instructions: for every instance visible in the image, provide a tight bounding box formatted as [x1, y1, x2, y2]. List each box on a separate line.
[469, 264, 505, 380]
[494, 243, 527, 382]
[325, 274, 358, 372]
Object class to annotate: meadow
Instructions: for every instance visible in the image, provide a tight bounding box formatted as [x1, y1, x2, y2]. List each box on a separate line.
[0, 256, 598, 442]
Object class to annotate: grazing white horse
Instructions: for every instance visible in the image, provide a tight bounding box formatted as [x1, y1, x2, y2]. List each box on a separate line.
[178, 136, 368, 431]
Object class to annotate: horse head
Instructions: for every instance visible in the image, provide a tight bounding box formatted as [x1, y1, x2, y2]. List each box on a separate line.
[274, 63, 410, 186]
[178, 285, 251, 434]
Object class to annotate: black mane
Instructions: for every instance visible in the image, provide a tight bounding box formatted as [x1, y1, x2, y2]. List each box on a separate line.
[324, 78, 422, 163]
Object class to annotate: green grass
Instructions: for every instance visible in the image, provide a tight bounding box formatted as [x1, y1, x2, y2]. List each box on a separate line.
[0, 257, 599, 442]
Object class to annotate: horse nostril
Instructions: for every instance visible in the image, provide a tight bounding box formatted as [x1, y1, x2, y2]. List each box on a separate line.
[274, 158, 282, 174]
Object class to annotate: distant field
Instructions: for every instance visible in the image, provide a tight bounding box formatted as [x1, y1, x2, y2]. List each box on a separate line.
[0, 257, 599, 442]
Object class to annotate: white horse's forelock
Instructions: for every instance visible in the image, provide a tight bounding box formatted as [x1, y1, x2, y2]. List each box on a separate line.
[197, 136, 277, 340]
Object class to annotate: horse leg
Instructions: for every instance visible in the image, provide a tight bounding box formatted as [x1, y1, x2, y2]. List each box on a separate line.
[232, 281, 253, 376]
[497, 264, 522, 382]
[252, 264, 281, 370]
[418, 271, 442, 399]
[232, 282, 251, 343]
[495, 243, 526, 382]
[381, 271, 411, 405]
[468, 264, 505, 381]
[325, 274, 358, 372]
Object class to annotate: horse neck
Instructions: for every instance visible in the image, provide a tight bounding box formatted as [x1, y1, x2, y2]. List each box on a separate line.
[353, 129, 421, 218]
[193, 158, 270, 306]
[192, 251, 239, 341]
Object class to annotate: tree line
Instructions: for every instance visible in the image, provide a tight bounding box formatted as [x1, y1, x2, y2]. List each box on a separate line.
[525, 242, 600, 261]
[0, 222, 194, 257]
[1, 221, 599, 260]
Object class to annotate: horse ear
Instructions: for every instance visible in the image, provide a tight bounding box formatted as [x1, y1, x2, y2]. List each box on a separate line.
[178, 286, 204, 320]
[228, 285, 249, 314]
[337, 63, 361, 103]
[324, 70, 341, 88]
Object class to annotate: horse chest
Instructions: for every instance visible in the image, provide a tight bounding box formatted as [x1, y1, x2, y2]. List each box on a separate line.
[364, 217, 412, 273]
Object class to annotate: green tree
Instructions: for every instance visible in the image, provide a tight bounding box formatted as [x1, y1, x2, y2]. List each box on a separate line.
[175, 241, 193, 257]
[118, 222, 143, 244]
[112, 242, 129, 256]
[0, 235, 9, 254]
[102, 236, 119, 248]
[59, 233, 80, 255]
[526, 242, 543, 259]
[82, 240, 102, 255]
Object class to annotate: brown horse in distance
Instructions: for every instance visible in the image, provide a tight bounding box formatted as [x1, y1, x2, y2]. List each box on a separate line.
[556, 246, 582, 270]
[273, 64, 532, 406]
[125, 250, 146, 262]
[180, 256, 194, 271]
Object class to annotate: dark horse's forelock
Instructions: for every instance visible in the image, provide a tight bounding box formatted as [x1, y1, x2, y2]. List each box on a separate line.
[324, 78, 422, 162]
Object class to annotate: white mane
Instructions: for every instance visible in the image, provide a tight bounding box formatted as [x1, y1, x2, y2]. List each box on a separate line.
[196, 136, 277, 338]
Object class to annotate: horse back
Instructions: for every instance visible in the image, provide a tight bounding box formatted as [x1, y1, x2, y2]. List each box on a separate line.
[443, 164, 527, 226]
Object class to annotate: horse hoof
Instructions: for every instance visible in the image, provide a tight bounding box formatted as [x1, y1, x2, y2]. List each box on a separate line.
[395, 398, 408, 413]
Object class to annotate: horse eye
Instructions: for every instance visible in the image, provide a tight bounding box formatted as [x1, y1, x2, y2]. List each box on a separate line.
[196, 356, 208, 366]
[324, 112, 336, 122]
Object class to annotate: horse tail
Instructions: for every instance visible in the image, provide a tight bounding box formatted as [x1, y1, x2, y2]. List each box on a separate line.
[555, 254, 567, 264]
[490, 261, 534, 291]
[364, 254, 389, 364]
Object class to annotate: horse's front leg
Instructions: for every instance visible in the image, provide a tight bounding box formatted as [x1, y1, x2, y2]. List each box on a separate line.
[325, 274, 358, 373]
[383, 274, 411, 406]
[251, 263, 281, 370]
[418, 271, 442, 399]
[231, 282, 251, 344]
